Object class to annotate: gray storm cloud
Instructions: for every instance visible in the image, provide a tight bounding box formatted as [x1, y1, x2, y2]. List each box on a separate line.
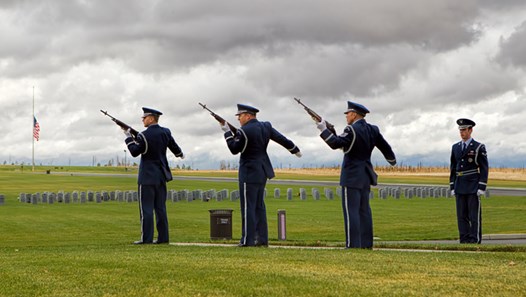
[2, 0, 480, 77]
[1, 0, 525, 168]
[498, 21, 526, 68]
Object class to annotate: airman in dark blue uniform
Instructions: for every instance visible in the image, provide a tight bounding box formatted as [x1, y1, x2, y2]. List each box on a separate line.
[316, 101, 396, 249]
[222, 104, 302, 247]
[450, 118, 488, 244]
[125, 107, 184, 244]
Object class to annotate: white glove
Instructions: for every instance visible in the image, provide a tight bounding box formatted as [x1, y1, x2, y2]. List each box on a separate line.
[316, 119, 327, 132]
[220, 122, 231, 133]
[295, 151, 302, 158]
[123, 128, 132, 138]
[477, 189, 485, 197]
[450, 190, 455, 196]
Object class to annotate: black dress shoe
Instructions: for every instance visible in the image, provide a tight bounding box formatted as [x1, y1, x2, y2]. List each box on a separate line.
[153, 240, 169, 244]
[133, 240, 152, 244]
[255, 242, 268, 247]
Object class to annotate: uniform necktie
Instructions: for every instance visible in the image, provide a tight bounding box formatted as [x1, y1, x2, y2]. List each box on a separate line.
[462, 142, 466, 153]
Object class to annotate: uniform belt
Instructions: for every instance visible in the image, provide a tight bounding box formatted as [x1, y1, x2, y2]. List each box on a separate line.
[456, 169, 478, 176]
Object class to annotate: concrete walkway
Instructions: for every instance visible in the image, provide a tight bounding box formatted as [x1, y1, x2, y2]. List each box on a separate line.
[170, 234, 526, 251]
[170, 242, 342, 250]
[379, 234, 526, 246]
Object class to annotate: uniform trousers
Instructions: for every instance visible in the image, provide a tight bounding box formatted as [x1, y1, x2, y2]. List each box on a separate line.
[139, 183, 169, 243]
[239, 182, 268, 246]
[342, 186, 373, 248]
[455, 193, 482, 244]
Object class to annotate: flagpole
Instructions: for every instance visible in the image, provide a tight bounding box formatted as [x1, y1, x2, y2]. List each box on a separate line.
[32, 86, 35, 172]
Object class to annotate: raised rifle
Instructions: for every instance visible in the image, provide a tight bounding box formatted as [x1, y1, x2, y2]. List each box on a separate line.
[293, 97, 336, 134]
[100, 110, 139, 138]
[198, 103, 238, 134]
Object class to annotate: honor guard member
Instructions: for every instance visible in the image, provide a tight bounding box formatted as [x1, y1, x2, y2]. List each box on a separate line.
[124, 107, 184, 244]
[315, 101, 396, 249]
[450, 118, 488, 244]
[221, 104, 302, 247]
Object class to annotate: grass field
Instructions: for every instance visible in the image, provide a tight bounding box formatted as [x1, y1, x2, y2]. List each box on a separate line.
[1, 166, 525, 296]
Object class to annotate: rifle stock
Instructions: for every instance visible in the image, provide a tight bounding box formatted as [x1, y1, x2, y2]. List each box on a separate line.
[100, 110, 139, 138]
[198, 103, 238, 134]
[293, 98, 336, 134]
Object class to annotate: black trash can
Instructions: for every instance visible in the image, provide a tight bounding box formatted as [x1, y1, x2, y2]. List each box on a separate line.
[209, 209, 233, 240]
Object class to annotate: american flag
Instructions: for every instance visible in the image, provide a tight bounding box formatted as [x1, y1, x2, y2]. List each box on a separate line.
[33, 116, 40, 141]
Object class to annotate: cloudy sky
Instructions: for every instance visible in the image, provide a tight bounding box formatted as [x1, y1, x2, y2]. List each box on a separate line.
[1, 0, 525, 170]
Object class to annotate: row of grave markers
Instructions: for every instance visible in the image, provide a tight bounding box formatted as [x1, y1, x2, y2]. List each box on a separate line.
[378, 186, 490, 199]
[10, 186, 489, 205]
[14, 188, 332, 204]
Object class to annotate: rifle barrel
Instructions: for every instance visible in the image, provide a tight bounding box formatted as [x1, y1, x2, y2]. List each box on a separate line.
[293, 97, 336, 134]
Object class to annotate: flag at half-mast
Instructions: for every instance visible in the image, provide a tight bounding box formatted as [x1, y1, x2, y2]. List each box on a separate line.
[33, 116, 40, 141]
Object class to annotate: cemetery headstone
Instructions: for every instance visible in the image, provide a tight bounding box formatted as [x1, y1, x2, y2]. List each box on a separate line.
[287, 188, 293, 201]
[49, 193, 56, 204]
[299, 188, 307, 200]
[274, 188, 280, 199]
[312, 188, 320, 200]
[31, 193, 38, 205]
[324, 188, 334, 200]
[42, 192, 48, 203]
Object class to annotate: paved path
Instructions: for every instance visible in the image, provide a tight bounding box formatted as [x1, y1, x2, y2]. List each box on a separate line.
[171, 234, 526, 249]
[173, 176, 526, 197]
[171, 242, 343, 250]
[379, 239, 526, 246]
[170, 234, 526, 253]
[169, 234, 526, 250]
[380, 234, 526, 245]
[51, 172, 526, 197]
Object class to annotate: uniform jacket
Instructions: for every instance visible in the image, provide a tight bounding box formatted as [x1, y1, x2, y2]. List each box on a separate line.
[449, 139, 488, 194]
[126, 124, 183, 185]
[320, 119, 396, 188]
[225, 119, 299, 184]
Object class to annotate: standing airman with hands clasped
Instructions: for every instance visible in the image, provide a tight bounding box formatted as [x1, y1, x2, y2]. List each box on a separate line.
[450, 118, 488, 244]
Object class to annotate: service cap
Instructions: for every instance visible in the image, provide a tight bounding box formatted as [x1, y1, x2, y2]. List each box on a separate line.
[344, 101, 370, 116]
[456, 118, 476, 129]
[235, 104, 259, 116]
[142, 107, 163, 117]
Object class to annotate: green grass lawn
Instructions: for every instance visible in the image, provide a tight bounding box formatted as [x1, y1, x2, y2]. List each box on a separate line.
[2, 195, 525, 246]
[1, 245, 524, 297]
[1, 167, 525, 296]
